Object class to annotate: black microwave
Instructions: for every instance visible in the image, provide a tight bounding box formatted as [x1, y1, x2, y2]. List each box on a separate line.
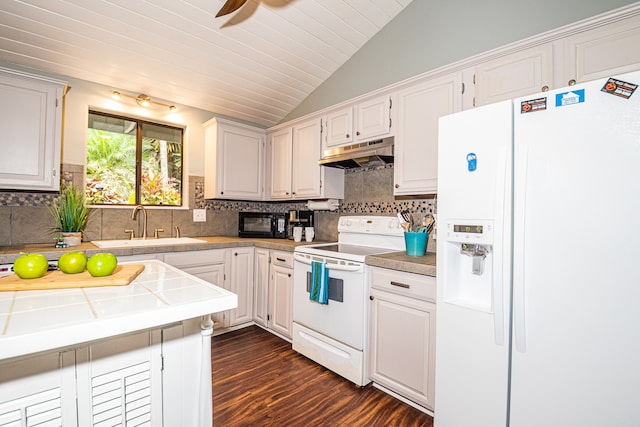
[238, 212, 288, 239]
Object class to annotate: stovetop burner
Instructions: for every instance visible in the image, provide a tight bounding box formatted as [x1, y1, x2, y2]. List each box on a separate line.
[295, 216, 405, 262]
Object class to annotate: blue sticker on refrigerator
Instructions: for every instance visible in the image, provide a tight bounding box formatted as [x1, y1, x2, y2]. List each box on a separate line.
[467, 153, 477, 172]
[555, 89, 585, 107]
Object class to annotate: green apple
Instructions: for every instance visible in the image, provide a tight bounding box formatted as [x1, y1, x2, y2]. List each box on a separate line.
[13, 253, 48, 279]
[58, 251, 88, 274]
[87, 253, 118, 277]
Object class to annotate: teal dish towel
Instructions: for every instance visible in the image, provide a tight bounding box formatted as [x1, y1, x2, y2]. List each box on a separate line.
[310, 261, 329, 304]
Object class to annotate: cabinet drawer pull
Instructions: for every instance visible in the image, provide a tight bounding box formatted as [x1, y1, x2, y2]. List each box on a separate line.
[276, 257, 286, 262]
[390, 281, 410, 289]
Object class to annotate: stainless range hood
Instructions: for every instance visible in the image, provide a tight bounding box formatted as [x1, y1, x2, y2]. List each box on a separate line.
[319, 137, 394, 169]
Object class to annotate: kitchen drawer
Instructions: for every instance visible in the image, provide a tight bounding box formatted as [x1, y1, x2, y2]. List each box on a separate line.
[163, 249, 226, 268]
[368, 266, 435, 302]
[271, 251, 293, 269]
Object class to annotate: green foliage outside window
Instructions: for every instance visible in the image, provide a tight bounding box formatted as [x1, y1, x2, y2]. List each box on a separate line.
[86, 112, 183, 206]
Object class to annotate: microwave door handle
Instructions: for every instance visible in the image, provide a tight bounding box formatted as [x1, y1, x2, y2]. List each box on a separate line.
[293, 254, 362, 272]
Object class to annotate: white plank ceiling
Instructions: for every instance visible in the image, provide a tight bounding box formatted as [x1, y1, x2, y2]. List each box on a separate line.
[0, 0, 414, 127]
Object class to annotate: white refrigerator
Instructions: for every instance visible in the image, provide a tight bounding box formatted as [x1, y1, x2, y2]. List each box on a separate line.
[435, 70, 640, 427]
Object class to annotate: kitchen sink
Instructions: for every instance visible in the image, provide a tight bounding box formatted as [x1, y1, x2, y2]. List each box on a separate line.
[91, 237, 207, 248]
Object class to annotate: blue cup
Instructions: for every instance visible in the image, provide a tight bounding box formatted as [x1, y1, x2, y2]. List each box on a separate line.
[404, 231, 428, 256]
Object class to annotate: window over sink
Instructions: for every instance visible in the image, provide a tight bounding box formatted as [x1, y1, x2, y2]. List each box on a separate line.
[86, 111, 184, 206]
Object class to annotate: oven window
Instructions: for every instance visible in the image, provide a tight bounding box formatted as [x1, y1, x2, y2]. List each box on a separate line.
[306, 272, 344, 302]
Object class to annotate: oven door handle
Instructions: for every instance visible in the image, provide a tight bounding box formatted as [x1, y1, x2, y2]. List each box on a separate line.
[293, 253, 362, 272]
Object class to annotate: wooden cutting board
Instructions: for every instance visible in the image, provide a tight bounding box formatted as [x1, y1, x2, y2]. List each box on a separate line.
[0, 264, 145, 291]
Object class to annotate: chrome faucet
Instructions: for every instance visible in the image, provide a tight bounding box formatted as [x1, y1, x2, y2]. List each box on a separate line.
[131, 205, 148, 239]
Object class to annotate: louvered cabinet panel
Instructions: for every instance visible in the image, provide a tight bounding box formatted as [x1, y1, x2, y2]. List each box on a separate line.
[0, 351, 77, 426]
[76, 331, 163, 427]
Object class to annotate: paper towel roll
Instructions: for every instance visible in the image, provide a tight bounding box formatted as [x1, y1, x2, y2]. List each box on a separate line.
[307, 199, 340, 211]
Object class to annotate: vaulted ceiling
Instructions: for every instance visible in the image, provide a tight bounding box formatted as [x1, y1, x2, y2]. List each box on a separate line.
[0, 0, 414, 127]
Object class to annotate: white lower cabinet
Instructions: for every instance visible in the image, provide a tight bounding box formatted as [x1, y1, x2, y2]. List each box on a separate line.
[227, 247, 254, 326]
[253, 249, 294, 339]
[0, 320, 206, 426]
[128, 248, 253, 333]
[76, 330, 164, 426]
[268, 251, 294, 338]
[253, 248, 270, 327]
[368, 267, 436, 410]
[0, 350, 77, 426]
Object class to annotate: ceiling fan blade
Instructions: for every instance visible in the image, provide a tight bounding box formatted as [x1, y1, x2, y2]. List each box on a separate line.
[216, 0, 249, 17]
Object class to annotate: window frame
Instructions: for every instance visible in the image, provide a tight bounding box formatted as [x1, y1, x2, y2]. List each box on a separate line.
[86, 110, 185, 207]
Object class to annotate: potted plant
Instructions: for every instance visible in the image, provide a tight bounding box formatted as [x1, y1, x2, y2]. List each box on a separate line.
[49, 183, 92, 246]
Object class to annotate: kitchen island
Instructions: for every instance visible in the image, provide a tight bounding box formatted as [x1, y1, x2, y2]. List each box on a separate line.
[0, 259, 237, 426]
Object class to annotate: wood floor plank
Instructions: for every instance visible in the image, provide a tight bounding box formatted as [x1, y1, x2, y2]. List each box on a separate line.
[212, 325, 433, 426]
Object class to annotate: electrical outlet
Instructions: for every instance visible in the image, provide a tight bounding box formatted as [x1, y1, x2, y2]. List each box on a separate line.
[193, 208, 206, 222]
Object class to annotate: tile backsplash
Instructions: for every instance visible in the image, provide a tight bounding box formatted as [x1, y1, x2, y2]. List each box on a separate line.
[0, 163, 436, 249]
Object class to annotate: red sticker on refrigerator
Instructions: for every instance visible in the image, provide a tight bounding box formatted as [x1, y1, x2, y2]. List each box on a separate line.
[601, 78, 637, 99]
[520, 97, 547, 113]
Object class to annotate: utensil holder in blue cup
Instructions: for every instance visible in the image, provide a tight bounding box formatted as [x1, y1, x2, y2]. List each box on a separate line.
[404, 231, 427, 256]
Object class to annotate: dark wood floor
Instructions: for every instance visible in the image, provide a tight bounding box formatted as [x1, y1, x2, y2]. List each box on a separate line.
[211, 325, 433, 427]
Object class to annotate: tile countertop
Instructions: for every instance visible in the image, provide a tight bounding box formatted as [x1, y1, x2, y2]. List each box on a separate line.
[0, 260, 237, 361]
[0, 237, 436, 276]
[0, 237, 312, 264]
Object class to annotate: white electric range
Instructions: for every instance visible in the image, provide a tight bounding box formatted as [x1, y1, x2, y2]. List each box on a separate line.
[292, 216, 404, 386]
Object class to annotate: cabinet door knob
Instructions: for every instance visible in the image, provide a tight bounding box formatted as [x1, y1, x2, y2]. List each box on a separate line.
[369, 295, 374, 301]
[541, 85, 549, 92]
[395, 183, 400, 188]
[356, 131, 360, 136]
[568, 79, 576, 86]
[345, 134, 350, 139]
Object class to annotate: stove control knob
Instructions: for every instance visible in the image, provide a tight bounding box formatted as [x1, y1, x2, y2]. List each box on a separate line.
[342, 219, 352, 227]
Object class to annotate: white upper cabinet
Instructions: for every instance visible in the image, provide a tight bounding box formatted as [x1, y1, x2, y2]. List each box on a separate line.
[323, 94, 393, 149]
[324, 107, 353, 147]
[354, 95, 393, 141]
[269, 128, 293, 199]
[394, 72, 462, 196]
[559, 14, 640, 86]
[474, 43, 554, 107]
[0, 68, 66, 191]
[204, 117, 265, 200]
[268, 118, 344, 200]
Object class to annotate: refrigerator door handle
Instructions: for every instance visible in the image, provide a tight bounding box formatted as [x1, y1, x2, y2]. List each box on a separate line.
[513, 146, 528, 353]
[492, 148, 508, 346]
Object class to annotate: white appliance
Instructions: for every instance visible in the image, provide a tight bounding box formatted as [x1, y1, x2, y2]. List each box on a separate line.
[435, 70, 640, 426]
[292, 216, 404, 386]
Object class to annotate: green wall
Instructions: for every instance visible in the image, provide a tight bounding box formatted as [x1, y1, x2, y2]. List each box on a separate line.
[281, 0, 638, 122]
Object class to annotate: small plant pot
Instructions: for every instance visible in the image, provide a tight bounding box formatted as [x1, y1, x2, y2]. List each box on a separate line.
[62, 232, 82, 247]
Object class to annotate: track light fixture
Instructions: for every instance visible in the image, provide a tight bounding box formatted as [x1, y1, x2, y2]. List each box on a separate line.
[111, 90, 176, 112]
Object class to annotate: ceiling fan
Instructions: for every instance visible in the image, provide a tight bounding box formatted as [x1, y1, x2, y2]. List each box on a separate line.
[216, 0, 249, 17]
